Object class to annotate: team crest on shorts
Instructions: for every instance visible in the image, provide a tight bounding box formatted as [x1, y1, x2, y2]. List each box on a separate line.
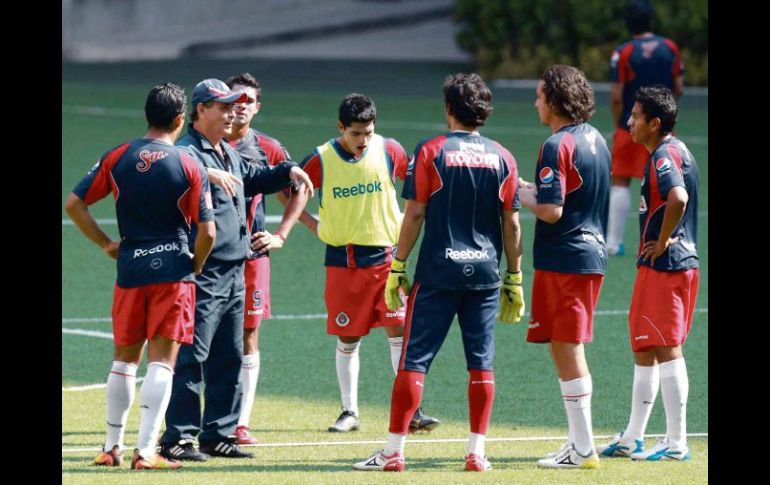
[335, 312, 350, 327]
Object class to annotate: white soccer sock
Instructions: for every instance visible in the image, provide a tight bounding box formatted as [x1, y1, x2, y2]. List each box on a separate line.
[560, 375, 595, 456]
[384, 432, 407, 456]
[624, 364, 660, 441]
[466, 432, 486, 457]
[336, 339, 361, 415]
[238, 352, 261, 427]
[660, 358, 688, 447]
[104, 361, 137, 451]
[136, 362, 174, 459]
[608, 186, 631, 249]
[388, 337, 403, 375]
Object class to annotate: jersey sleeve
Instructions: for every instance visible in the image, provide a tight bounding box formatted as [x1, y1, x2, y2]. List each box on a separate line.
[385, 138, 410, 181]
[180, 151, 214, 224]
[72, 142, 131, 205]
[259, 134, 292, 166]
[535, 135, 570, 206]
[402, 137, 444, 203]
[654, 144, 686, 199]
[495, 143, 520, 211]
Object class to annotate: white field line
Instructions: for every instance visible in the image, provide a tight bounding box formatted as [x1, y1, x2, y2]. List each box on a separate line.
[63, 378, 144, 392]
[62, 307, 708, 326]
[62, 307, 707, 391]
[62, 105, 708, 146]
[63, 210, 708, 226]
[61, 432, 708, 453]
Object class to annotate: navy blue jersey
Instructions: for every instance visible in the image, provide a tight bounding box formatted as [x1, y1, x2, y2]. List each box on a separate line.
[229, 128, 292, 260]
[637, 136, 699, 271]
[403, 131, 519, 290]
[533, 123, 610, 274]
[73, 138, 214, 288]
[611, 35, 684, 130]
[178, 124, 295, 263]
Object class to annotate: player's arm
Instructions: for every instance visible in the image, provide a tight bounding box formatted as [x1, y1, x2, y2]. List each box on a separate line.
[518, 187, 563, 224]
[394, 199, 426, 261]
[64, 193, 119, 259]
[193, 221, 216, 275]
[275, 191, 318, 235]
[252, 186, 310, 253]
[643, 185, 688, 264]
[502, 209, 522, 273]
[610, 82, 623, 126]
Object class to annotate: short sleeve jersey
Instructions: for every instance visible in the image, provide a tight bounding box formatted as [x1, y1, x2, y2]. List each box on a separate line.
[229, 128, 292, 260]
[73, 138, 214, 288]
[402, 131, 520, 290]
[533, 123, 610, 275]
[611, 35, 684, 130]
[637, 135, 699, 271]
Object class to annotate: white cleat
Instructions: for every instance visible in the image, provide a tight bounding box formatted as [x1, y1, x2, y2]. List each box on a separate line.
[353, 449, 405, 471]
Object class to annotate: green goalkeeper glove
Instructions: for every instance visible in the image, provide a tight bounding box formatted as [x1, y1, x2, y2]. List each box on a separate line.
[497, 270, 525, 324]
[384, 258, 411, 310]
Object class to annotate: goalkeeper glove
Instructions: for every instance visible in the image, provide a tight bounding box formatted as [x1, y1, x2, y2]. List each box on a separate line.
[497, 270, 525, 324]
[384, 258, 411, 310]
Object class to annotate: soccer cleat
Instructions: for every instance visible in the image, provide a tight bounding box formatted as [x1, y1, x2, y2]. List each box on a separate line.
[235, 425, 258, 445]
[630, 438, 690, 461]
[597, 432, 644, 457]
[94, 445, 122, 466]
[159, 439, 210, 462]
[608, 243, 625, 256]
[199, 437, 255, 458]
[537, 443, 600, 469]
[545, 441, 570, 459]
[353, 449, 405, 471]
[464, 453, 492, 471]
[328, 409, 360, 432]
[131, 449, 182, 470]
[409, 407, 440, 433]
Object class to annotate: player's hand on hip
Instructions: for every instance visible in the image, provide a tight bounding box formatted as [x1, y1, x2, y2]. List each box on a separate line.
[289, 166, 314, 197]
[384, 258, 411, 310]
[207, 168, 242, 196]
[102, 240, 120, 260]
[251, 230, 283, 253]
[497, 270, 525, 324]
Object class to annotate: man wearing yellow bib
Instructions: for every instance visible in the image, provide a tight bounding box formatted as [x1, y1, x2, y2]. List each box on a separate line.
[298, 94, 439, 433]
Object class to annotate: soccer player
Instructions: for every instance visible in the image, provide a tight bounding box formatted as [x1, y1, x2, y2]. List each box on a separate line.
[353, 73, 524, 472]
[607, 0, 684, 256]
[224, 73, 308, 445]
[159, 78, 312, 461]
[597, 85, 698, 462]
[297, 93, 440, 434]
[518, 65, 610, 470]
[65, 83, 216, 470]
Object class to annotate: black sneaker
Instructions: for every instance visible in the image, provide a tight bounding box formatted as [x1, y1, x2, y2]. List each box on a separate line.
[409, 407, 440, 433]
[199, 437, 254, 458]
[159, 439, 210, 462]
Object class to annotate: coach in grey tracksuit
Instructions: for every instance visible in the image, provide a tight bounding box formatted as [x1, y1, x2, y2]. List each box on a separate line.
[160, 79, 311, 461]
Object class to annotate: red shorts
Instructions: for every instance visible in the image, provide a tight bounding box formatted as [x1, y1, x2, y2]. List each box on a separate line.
[325, 263, 406, 337]
[527, 270, 604, 344]
[611, 128, 649, 179]
[112, 281, 196, 346]
[244, 257, 271, 329]
[629, 266, 700, 352]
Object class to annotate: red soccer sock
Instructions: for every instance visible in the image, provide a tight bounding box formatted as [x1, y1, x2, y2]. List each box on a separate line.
[468, 369, 495, 434]
[388, 370, 425, 434]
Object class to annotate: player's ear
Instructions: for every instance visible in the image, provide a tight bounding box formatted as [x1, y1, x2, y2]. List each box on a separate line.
[337, 121, 345, 133]
[173, 113, 185, 130]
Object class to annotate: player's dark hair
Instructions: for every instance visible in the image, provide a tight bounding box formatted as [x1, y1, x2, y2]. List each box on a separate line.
[145, 83, 187, 131]
[541, 65, 595, 123]
[338, 93, 377, 127]
[625, 0, 654, 35]
[443, 73, 493, 127]
[634, 85, 678, 134]
[226, 72, 261, 102]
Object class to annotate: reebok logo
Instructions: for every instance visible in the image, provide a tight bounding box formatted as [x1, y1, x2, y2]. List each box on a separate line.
[471, 379, 495, 385]
[332, 181, 382, 199]
[133, 242, 180, 259]
[634, 335, 649, 341]
[445, 248, 490, 260]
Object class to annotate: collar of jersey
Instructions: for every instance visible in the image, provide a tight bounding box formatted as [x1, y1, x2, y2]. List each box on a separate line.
[331, 138, 365, 164]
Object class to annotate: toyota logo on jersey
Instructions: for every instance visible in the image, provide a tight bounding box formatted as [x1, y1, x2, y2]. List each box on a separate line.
[539, 166, 555, 183]
[655, 157, 672, 172]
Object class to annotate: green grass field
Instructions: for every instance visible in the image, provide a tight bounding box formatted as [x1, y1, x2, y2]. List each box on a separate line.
[62, 58, 707, 483]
